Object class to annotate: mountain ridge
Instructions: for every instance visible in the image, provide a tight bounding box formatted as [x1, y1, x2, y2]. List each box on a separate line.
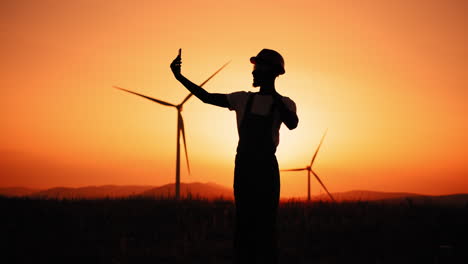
[1, 184, 467, 205]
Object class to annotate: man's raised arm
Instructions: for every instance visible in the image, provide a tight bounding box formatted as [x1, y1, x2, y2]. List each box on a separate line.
[170, 49, 229, 108]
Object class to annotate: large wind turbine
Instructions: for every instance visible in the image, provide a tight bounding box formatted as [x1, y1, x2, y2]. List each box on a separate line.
[113, 61, 229, 199]
[281, 129, 335, 202]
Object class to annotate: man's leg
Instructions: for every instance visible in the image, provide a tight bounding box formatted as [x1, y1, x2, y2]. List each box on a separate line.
[257, 157, 280, 264]
[234, 156, 257, 264]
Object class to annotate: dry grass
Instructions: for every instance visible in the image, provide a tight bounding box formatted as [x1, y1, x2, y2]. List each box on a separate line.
[2, 196, 467, 263]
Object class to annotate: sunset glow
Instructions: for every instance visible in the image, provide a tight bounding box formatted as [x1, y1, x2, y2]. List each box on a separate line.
[1, 0, 467, 197]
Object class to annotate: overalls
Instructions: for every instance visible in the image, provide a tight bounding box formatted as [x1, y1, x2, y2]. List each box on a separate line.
[234, 93, 280, 264]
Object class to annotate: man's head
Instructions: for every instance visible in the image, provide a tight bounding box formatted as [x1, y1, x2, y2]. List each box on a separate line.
[250, 49, 285, 87]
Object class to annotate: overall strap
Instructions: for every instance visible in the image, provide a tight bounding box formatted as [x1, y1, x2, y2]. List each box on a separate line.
[241, 93, 255, 123]
[267, 98, 277, 117]
[245, 93, 256, 114]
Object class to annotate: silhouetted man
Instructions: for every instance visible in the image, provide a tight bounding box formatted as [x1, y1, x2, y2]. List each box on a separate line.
[171, 48, 298, 264]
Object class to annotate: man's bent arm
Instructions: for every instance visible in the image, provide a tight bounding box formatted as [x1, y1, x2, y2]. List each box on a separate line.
[175, 74, 229, 108]
[274, 95, 298, 130]
[280, 105, 299, 130]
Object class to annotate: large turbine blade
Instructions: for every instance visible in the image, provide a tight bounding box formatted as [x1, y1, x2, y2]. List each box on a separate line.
[310, 129, 328, 167]
[281, 168, 307, 172]
[178, 112, 190, 175]
[113, 86, 176, 107]
[180, 61, 231, 105]
[180, 94, 194, 106]
[199, 61, 231, 87]
[181, 93, 193, 105]
[311, 170, 335, 202]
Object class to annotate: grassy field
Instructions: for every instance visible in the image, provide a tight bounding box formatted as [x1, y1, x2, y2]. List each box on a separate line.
[2, 196, 467, 263]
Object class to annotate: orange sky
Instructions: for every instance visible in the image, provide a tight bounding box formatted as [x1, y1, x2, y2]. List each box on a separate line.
[1, 0, 467, 197]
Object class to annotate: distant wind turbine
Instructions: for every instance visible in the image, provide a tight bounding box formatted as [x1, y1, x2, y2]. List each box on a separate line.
[281, 129, 335, 202]
[113, 61, 230, 199]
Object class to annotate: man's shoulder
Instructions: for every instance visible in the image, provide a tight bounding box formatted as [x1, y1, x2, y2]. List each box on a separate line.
[280, 95, 297, 112]
[227, 91, 251, 110]
[280, 95, 295, 104]
[228, 91, 251, 102]
[229, 91, 250, 97]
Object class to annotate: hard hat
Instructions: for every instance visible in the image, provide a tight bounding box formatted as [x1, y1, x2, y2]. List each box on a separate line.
[250, 49, 285, 75]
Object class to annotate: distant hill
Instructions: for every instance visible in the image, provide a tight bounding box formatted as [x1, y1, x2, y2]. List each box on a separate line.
[31, 185, 155, 199]
[1, 184, 466, 205]
[0, 187, 40, 197]
[314, 190, 468, 206]
[314, 190, 424, 201]
[0, 183, 233, 200]
[141, 182, 233, 199]
[383, 193, 468, 206]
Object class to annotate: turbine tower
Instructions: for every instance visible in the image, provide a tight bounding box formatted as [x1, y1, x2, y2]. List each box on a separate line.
[113, 61, 229, 199]
[281, 129, 335, 202]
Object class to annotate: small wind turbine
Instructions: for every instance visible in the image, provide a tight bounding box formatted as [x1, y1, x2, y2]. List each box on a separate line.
[281, 129, 335, 202]
[113, 61, 229, 199]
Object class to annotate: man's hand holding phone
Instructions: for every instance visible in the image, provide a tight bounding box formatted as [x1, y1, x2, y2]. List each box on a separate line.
[170, 48, 182, 78]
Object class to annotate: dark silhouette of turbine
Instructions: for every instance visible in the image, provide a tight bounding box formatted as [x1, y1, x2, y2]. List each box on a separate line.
[114, 61, 230, 199]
